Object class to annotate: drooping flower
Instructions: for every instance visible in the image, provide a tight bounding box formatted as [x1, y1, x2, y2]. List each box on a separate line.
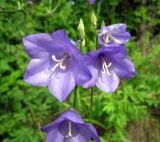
[41, 110, 100, 142]
[23, 30, 91, 102]
[89, 0, 96, 5]
[83, 46, 136, 93]
[98, 24, 131, 47]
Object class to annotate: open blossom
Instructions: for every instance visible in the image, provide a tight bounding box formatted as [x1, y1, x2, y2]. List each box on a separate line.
[89, 0, 96, 4]
[98, 24, 131, 47]
[23, 30, 91, 102]
[41, 110, 100, 142]
[83, 46, 136, 93]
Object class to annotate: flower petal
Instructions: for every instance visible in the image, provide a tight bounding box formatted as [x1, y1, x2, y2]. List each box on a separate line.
[23, 33, 53, 59]
[97, 45, 128, 57]
[77, 134, 90, 142]
[78, 125, 91, 141]
[89, 0, 96, 4]
[96, 71, 119, 93]
[109, 23, 127, 31]
[99, 24, 126, 36]
[60, 110, 84, 124]
[51, 30, 79, 54]
[87, 124, 101, 142]
[46, 128, 64, 142]
[70, 54, 92, 86]
[112, 32, 131, 44]
[24, 59, 51, 86]
[41, 118, 64, 133]
[48, 70, 76, 102]
[64, 136, 80, 142]
[83, 65, 99, 88]
[112, 57, 136, 78]
[80, 53, 99, 88]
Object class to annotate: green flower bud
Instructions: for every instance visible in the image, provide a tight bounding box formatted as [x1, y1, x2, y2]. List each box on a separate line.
[101, 20, 105, 27]
[78, 18, 85, 39]
[91, 11, 97, 28]
[81, 39, 86, 48]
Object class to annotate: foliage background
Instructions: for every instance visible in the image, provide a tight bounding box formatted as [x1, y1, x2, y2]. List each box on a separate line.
[0, 0, 160, 142]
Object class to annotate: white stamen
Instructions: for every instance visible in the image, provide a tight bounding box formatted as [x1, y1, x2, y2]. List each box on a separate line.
[50, 63, 60, 72]
[52, 55, 61, 62]
[59, 62, 66, 69]
[101, 58, 112, 76]
[50, 54, 67, 72]
[109, 34, 122, 44]
[103, 34, 111, 44]
[66, 122, 72, 137]
[103, 32, 122, 44]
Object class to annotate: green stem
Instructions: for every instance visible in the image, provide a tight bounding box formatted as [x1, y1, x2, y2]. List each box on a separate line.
[73, 85, 78, 109]
[0, 9, 20, 13]
[95, 28, 98, 50]
[89, 87, 93, 122]
[97, 0, 102, 17]
[88, 0, 92, 12]
[51, 0, 61, 13]
[49, 0, 52, 11]
[0, 9, 26, 15]
[0, 9, 27, 20]
[23, 100, 44, 141]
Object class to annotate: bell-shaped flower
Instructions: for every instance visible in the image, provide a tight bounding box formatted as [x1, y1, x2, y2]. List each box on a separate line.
[23, 30, 91, 102]
[98, 24, 131, 47]
[83, 46, 136, 93]
[41, 110, 100, 142]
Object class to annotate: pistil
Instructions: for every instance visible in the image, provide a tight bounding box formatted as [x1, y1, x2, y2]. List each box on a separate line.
[101, 58, 112, 76]
[103, 34, 111, 44]
[109, 33, 122, 44]
[103, 32, 122, 44]
[50, 54, 67, 72]
[66, 122, 72, 137]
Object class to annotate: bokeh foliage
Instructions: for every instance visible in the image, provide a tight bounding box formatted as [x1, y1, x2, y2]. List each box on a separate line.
[0, 0, 160, 142]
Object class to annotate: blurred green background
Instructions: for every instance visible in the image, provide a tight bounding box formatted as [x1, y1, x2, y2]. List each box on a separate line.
[0, 0, 160, 142]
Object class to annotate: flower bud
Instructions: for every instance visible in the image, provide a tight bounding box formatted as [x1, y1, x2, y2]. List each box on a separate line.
[81, 39, 86, 47]
[101, 20, 105, 27]
[77, 18, 85, 39]
[91, 11, 97, 28]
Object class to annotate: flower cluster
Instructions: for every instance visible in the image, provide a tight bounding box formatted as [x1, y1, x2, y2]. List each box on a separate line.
[83, 24, 136, 93]
[24, 24, 135, 101]
[23, 8, 136, 142]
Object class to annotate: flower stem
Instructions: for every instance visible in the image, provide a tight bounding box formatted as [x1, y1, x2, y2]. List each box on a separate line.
[89, 87, 93, 122]
[73, 85, 78, 109]
[23, 100, 44, 141]
[0, 9, 26, 17]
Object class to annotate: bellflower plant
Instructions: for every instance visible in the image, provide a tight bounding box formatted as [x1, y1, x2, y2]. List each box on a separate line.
[83, 46, 136, 93]
[98, 24, 131, 47]
[23, 1, 137, 140]
[23, 30, 91, 102]
[41, 110, 100, 142]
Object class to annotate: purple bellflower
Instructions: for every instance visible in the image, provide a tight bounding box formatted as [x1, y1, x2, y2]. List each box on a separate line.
[41, 110, 100, 142]
[89, 0, 96, 4]
[83, 46, 136, 93]
[23, 30, 91, 102]
[98, 24, 131, 47]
